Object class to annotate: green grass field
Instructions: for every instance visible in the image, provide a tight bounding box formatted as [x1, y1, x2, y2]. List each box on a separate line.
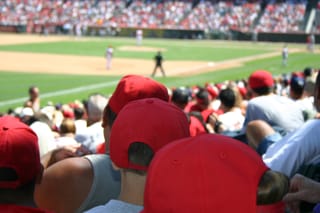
[0, 36, 319, 113]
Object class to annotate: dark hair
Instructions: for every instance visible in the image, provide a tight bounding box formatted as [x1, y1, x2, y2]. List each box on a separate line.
[172, 88, 190, 106]
[74, 107, 84, 120]
[304, 67, 312, 78]
[251, 87, 273, 96]
[219, 88, 236, 108]
[104, 105, 117, 128]
[257, 170, 289, 205]
[290, 77, 305, 97]
[28, 86, 38, 94]
[127, 142, 154, 175]
[196, 88, 209, 101]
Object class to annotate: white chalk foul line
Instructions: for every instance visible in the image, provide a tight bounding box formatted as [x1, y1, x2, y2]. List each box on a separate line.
[0, 80, 119, 107]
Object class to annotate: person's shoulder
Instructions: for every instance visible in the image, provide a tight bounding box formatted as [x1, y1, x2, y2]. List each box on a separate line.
[248, 96, 265, 104]
[84, 154, 111, 166]
[86, 200, 142, 213]
[84, 203, 109, 213]
[34, 157, 94, 213]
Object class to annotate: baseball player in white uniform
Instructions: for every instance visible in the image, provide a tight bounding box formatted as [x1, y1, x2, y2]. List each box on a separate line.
[106, 45, 113, 70]
[282, 45, 288, 66]
[136, 29, 143, 46]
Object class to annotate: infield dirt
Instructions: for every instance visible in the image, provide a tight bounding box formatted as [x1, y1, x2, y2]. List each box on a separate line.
[0, 34, 302, 77]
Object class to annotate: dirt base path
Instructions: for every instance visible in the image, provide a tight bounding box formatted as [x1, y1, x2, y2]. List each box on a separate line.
[0, 51, 209, 77]
[0, 34, 305, 77]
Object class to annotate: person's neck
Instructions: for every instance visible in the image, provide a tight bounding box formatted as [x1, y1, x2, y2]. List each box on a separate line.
[60, 133, 75, 138]
[254, 92, 274, 98]
[118, 170, 146, 206]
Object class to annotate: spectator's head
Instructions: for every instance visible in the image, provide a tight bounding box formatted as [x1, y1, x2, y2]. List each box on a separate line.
[171, 87, 190, 109]
[195, 88, 211, 110]
[110, 98, 189, 173]
[74, 107, 85, 120]
[304, 78, 316, 97]
[59, 118, 76, 135]
[86, 94, 108, 125]
[248, 70, 274, 97]
[206, 85, 219, 100]
[0, 116, 42, 205]
[303, 67, 312, 78]
[218, 88, 236, 111]
[142, 134, 289, 213]
[28, 86, 39, 100]
[289, 76, 305, 100]
[19, 107, 35, 125]
[102, 75, 169, 153]
[107, 75, 169, 115]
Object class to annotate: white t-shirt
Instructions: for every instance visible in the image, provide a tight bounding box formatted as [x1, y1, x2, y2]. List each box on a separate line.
[75, 119, 87, 135]
[30, 121, 56, 156]
[218, 108, 244, 131]
[263, 119, 320, 177]
[54, 136, 79, 148]
[75, 121, 104, 153]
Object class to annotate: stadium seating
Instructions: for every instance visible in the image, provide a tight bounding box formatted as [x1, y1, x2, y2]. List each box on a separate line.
[0, 0, 313, 33]
[256, 3, 306, 33]
[181, 1, 260, 32]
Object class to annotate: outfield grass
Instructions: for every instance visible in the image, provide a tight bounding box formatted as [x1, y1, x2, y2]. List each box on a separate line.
[0, 37, 272, 61]
[0, 36, 319, 113]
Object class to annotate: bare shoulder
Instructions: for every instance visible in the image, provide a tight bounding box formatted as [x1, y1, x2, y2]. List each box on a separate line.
[34, 157, 94, 213]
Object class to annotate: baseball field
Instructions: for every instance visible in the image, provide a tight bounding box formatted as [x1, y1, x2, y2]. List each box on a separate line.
[0, 33, 319, 113]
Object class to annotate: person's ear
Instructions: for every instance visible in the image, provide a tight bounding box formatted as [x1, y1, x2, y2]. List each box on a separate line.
[257, 170, 289, 205]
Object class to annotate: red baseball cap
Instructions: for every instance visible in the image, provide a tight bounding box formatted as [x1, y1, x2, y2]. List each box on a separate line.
[206, 85, 219, 99]
[110, 98, 190, 171]
[108, 75, 169, 114]
[249, 70, 274, 89]
[142, 134, 268, 213]
[0, 116, 41, 189]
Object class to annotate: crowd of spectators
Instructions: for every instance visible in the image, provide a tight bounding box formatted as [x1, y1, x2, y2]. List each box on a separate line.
[181, 1, 260, 32]
[92, 0, 193, 29]
[0, 0, 313, 34]
[255, 2, 306, 33]
[1, 67, 320, 212]
[0, 0, 126, 34]
[2, 67, 318, 155]
[114, 0, 164, 28]
[315, 4, 320, 34]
